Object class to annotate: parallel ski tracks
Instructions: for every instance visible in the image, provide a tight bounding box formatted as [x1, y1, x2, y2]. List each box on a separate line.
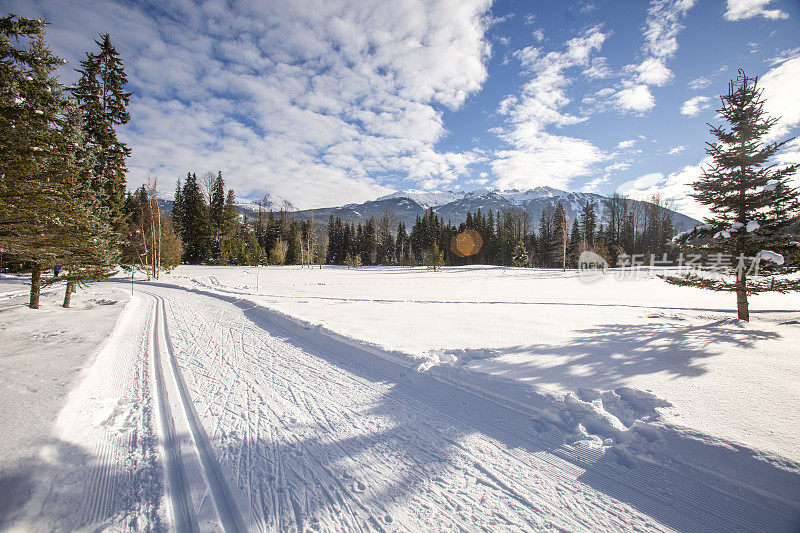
[148, 293, 246, 532]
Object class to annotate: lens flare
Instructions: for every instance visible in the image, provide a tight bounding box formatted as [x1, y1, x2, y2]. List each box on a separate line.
[450, 229, 483, 257]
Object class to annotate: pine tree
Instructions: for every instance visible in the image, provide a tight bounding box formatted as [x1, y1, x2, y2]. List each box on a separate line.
[511, 238, 528, 267]
[180, 172, 209, 263]
[0, 16, 84, 308]
[567, 219, 581, 268]
[553, 203, 569, 270]
[537, 211, 552, 268]
[172, 178, 183, 239]
[71, 34, 131, 229]
[209, 170, 226, 262]
[425, 242, 444, 271]
[50, 100, 119, 306]
[580, 201, 596, 250]
[665, 70, 800, 320]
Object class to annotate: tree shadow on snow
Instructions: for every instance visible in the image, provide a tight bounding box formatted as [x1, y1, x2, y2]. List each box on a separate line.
[462, 319, 781, 389]
[0, 437, 163, 531]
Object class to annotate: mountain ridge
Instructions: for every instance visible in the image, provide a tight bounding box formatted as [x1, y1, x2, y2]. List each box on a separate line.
[233, 187, 700, 233]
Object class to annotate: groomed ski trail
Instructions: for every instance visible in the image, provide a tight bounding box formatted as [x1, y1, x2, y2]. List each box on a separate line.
[149, 293, 247, 532]
[136, 281, 800, 532]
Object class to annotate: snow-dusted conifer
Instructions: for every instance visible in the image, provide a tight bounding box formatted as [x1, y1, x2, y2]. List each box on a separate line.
[664, 70, 799, 320]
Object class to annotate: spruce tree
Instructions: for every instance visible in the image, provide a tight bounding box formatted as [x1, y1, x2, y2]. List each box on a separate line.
[512, 238, 528, 267]
[580, 201, 596, 250]
[72, 34, 131, 229]
[172, 178, 183, 239]
[665, 71, 800, 320]
[0, 16, 85, 308]
[180, 172, 209, 263]
[553, 203, 569, 270]
[209, 170, 226, 261]
[567, 219, 581, 268]
[425, 242, 444, 271]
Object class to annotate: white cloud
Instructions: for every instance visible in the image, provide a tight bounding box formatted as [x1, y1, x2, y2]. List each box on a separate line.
[616, 84, 656, 112]
[617, 139, 636, 149]
[688, 76, 711, 90]
[10, 0, 493, 208]
[761, 54, 800, 140]
[617, 159, 713, 220]
[636, 57, 673, 86]
[605, 0, 695, 114]
[492, 134, 605, 190]
[492, 26, 609, 189]
[724, 0, 788, 21]
[680, 95, 712, 116]
[668, 145, 687, 155]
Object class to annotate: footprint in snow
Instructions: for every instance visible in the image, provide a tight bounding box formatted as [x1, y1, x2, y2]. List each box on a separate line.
[352, 480, 366, 493]
[383, 515, 393, 524]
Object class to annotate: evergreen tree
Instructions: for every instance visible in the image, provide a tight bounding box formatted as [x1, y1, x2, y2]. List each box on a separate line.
[50, 100, 119, 305]
[172, 178, 183, 239]
[425, 242, 444, 271]
[552, 203, 569, 270]
[209, 170, 226, 261]
[580, 201, 596, 250]
[537, 211, 552, 268]
[180, 172, 209, 263]
[0, 16, 85, 308]
[567, 219, 582, 268]
[71, 33, 131, 229]
[511, 238, 528, 267]
[665, 71, 800, 320]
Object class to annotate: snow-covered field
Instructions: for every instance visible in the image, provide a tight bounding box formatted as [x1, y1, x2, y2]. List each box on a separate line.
[1, 266, 799, 531]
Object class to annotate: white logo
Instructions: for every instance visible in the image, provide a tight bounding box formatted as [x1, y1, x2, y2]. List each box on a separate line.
[578, 251, 608, 283]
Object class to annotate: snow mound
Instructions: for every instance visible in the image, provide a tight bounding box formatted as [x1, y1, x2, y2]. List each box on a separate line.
[757, 250, 785, 265]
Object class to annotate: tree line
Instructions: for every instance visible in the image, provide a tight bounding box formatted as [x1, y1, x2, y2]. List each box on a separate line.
[323, 195, 675, 269]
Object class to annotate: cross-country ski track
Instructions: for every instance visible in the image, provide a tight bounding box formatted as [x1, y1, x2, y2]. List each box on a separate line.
[18, 278, 800, 532]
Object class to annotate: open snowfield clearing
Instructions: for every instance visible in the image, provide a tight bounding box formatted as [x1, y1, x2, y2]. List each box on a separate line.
[175, 265, 800, 466]
[0, 266, 798, 531]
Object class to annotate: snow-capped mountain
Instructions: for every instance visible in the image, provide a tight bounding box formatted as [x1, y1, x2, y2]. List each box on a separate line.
[376, 189, 467, 209]
[236, 192, 294, 214]
[293, 187, 700, 233]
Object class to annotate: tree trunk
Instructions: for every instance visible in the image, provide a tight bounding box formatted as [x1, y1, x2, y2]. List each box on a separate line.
[29, 263, 41, 309]
[63, 281, 76, 308]
[736, 270, 749, 321]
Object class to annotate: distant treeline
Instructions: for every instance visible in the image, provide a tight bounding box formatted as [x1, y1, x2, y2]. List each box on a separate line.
[167, 181, 678, 269]
[325, 193, 675, 268]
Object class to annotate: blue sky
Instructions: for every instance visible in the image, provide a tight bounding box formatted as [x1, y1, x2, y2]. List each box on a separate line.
[3, 0, 799, 217]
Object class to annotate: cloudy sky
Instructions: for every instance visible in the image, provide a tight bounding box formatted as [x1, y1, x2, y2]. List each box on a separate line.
[4, 0, 799, 217]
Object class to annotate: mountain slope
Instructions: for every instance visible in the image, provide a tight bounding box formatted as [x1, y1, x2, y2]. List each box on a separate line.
[291, 188, 701, 233]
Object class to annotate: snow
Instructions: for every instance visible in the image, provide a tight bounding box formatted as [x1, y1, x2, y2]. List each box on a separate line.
[377, 189, 466, 208]
[763, 180, 779, 192]
[2, 267, 799, 531]
[757, 250, 785, 265]
[176, 266, 800, 466]
[747, 220, 761, 232]
[0, 278, 135, 528]
[378, 186, 586, 209]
